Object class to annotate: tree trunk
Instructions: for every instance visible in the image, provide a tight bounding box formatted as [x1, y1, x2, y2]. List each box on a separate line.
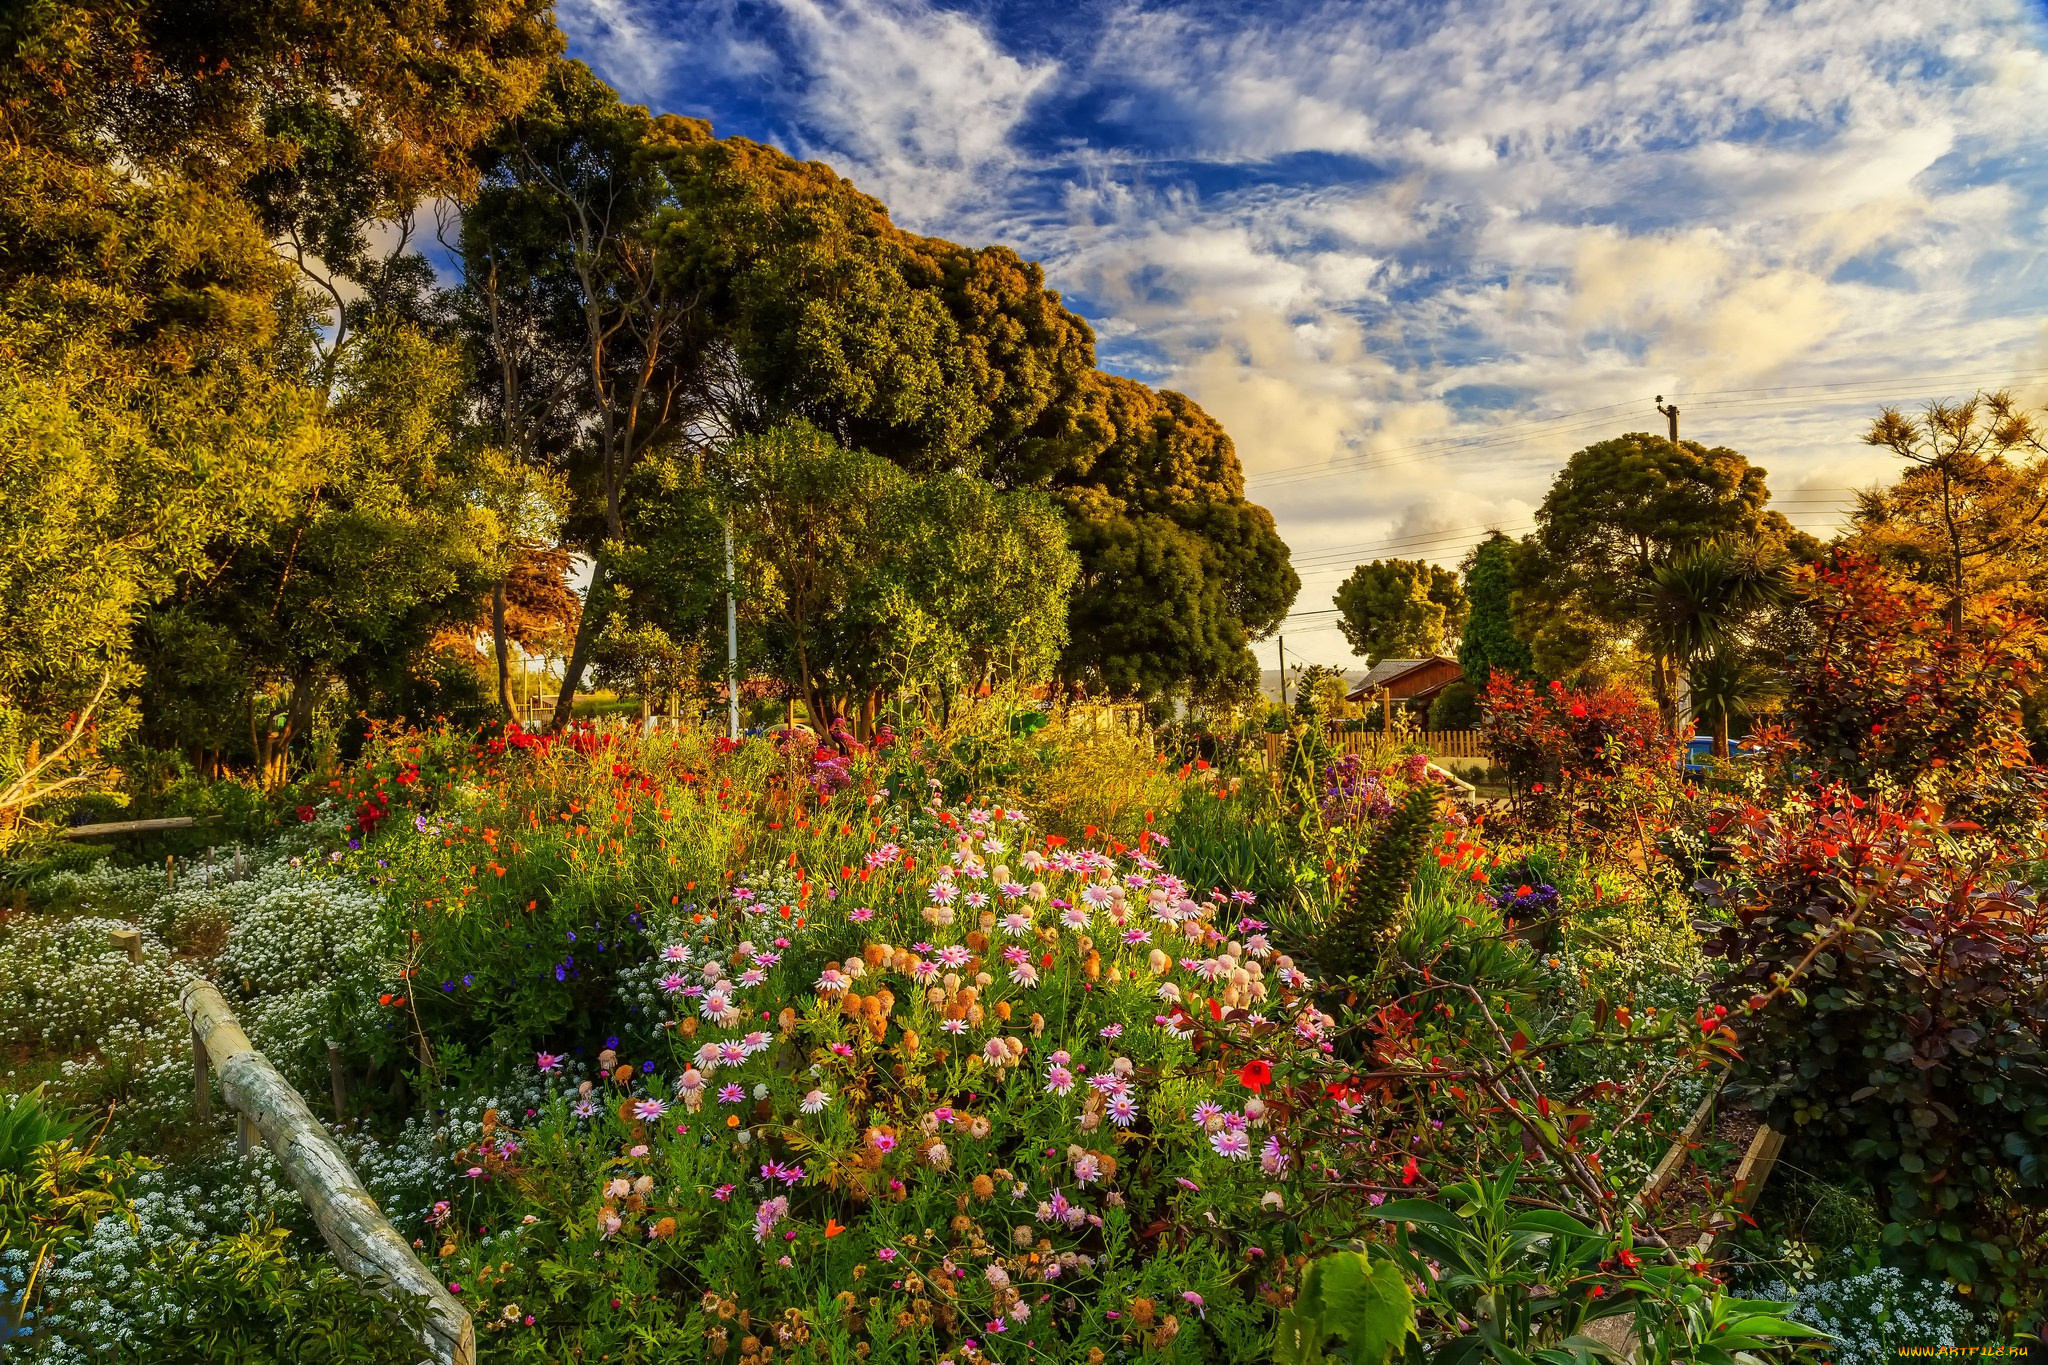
[550, 560, 606, 733]
[491, 579, 514, 721]
[1713, 708, 1731, 760]
[266, 669, 320, 790]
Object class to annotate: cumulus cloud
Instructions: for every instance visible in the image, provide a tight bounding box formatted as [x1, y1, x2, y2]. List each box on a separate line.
[761, 0, 1060, 224]
[563, 0, 2048, 663]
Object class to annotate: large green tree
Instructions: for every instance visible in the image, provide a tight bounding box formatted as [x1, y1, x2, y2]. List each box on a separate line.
[717, 422, 1077, 731]
[0, 0, 560, 798]
[1456, 532, 1534, 686]
[136, 325, 503, 782]
[646, 133, 1296, 700]
[1511, 431, 1797, 725]
[459, 60, 715, 729]
[1333, 558, 1468, 665]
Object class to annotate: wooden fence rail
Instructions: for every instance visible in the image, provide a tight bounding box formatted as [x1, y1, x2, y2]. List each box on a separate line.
[180, 979, 474, 1365]
[1262, 729, 1490, 768]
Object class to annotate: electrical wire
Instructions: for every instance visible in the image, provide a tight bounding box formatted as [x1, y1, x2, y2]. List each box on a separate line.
[1244, 366, 2048, 491]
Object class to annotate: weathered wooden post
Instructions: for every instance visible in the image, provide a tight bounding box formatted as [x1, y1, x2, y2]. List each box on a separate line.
[327, 1040, 348, 1123]
[108, 927, 141, 964]
[191, 1026, 211, 1124]
[181, 980, 472, 1364]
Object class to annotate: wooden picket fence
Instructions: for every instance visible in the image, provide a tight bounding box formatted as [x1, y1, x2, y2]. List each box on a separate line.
[1261, 729, 1488, 768]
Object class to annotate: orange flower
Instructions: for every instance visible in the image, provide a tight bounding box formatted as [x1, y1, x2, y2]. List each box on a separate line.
[824, 1218, 846, 1238]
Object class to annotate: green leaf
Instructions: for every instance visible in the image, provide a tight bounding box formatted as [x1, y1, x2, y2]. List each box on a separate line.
[1507, 1210, 1599, 1240]
[1326, 1256, 1418, 1365]
[1362, 1200, 1470, 1233]
[1279, 1252, 1419, 1365]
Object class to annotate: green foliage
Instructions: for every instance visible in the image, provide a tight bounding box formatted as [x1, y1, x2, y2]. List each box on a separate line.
[1700, 796, 2048, 1319]
[0, 1090, 80, 1179]
[1364, 1165, 1625, 1364]
[1458, 533, 1534, 686]
[1511, 432, 1792, 685]
[1622, 1267, 1827, 1365]
[1333, 559, 1467, 666]
[723, 420, 1079, 726]
[1272, 1251, 1416, 1365]
[651, 131, 1297, 700]
[1165, 778, 1297, 907]
[1316, 785, 1436, 979]
[1426, 682, 1480, 731]
[82, 1219, 431, 1364]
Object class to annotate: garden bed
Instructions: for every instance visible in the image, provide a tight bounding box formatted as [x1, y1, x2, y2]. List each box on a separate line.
[1634, 1084, 1781, 1257]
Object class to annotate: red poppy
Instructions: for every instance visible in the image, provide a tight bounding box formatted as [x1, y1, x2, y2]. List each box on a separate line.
[1237, 1060, 1273, 1093]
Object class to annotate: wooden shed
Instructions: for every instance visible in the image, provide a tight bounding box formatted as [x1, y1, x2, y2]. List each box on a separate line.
[1345, 656, 1465, 709]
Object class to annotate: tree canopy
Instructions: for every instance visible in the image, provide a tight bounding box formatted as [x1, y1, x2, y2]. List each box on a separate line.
[641, 133, 1296, 701]
[1510, 431, 1802, 716]
[1456, 533, 1533, 687]
[1333, 558, 1467, 666]
[0, 10, 1296, 819]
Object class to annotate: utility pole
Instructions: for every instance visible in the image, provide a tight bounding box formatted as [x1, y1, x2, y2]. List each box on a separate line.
[725, 521, 740, 742]
[1277, 635, 1288, 709]
[1655, 395, 1680, 444]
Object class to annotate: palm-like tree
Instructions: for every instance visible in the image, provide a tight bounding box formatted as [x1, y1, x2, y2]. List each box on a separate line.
[1638, 541, 1791, 751]
[1687, 648, 1784, 759]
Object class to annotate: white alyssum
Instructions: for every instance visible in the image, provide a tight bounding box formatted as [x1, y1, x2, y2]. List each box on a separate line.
[1772, 1266, 1979, 1365]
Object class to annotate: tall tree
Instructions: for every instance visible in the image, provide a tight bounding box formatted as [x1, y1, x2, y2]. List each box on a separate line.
[0, 0, 560, 786]
[1332, 558, 1467, 665]
[1511, 431, 1797, 727]
[649, 134, 1295, 700]
[719, 422, 1077, 731]
[1853, 389, 2048, 631]
[136, 323, 501, 783]
[1637, 540, 1792, 755]
[1456, 532, 1534, 686]
[460, 60, 713, 728]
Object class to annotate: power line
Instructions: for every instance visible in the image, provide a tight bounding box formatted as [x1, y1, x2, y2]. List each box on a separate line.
[1283, 486, 1865, 573]
[1244, 366, 2048, 492]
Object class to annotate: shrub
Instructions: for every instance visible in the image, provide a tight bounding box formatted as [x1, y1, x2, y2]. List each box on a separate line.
[1479, 672, 1682, 847]
[1425, 681, 1479, 731]
[72, 1220, 429, 1363]
[1700, 794, 2048, 1319]
[1778, 556, 2046, 831]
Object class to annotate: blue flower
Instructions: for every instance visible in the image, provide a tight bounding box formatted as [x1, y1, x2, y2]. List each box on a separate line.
[462, 974, 474, 986]
[554, 965, 566, 982]
[606, 1036, 620, 1049]
[643, 1060, 655, 1074]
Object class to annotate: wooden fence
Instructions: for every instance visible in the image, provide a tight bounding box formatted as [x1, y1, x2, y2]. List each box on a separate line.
[179, 978, 473, 1362]
[1262, 729, 1489, 768]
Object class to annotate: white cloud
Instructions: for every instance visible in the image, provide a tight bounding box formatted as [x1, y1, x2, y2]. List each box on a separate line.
[565, 0, 2048, 665]
[766, 0, 1060, 225]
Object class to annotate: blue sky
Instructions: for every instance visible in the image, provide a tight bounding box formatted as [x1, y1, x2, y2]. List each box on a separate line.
[561, 0, 2048, 670]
